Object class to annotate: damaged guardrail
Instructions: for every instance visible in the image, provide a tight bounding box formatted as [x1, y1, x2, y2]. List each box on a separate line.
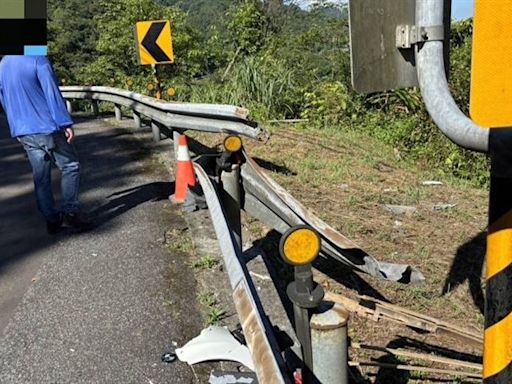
[60, 86, 264, 140]
[194, 162, 291, 383]
[63, 87, 425, 383]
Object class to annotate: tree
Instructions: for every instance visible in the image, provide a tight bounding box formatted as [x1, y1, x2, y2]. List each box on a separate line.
[47, 0, 101, 82]
[227, 1, 270, 55]
[80, 0, 208, 90]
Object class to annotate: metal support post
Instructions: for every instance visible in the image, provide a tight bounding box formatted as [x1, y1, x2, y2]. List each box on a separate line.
[287, 265, 324, 383]
[133, 111, 142, 128]
[484, 128, 512, 383]
[92, 100, 99, 116]
[151, 64, 162, 100]
[173, 130, 180, 161]
[65, 100, 72, 114]
[151, 120, 161, 142]
[114, 104, 122, 121]
[311, 304, 350, 384]
[279, 226, 324, 383]
[220, 164, 242, 251]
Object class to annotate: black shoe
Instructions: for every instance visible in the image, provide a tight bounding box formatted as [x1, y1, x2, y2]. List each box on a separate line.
[63, 212, 92, 232]
[46, 215, 63, 235]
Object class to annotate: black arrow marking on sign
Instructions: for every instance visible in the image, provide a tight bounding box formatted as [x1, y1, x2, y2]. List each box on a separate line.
[141, 21, 171, 62]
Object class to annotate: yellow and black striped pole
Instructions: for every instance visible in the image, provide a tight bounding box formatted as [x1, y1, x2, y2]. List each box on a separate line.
[485, 129, 512, 383]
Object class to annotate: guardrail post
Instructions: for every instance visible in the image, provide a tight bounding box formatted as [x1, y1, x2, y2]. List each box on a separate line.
[92, 100, 99, 116]
[220, 164, 242, 250]
[114, 104, 122, 121]
[173, 130, 180, 160]
[151, 120, 161, 142]
[66, 100, 72, 114]
[311, 304, 349, 384]
[133, 111, 142, 128]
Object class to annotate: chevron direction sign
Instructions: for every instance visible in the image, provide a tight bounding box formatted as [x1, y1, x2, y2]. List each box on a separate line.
[134, 20, 174, 65]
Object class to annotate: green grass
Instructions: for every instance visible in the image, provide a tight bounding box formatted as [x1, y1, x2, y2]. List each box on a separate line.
[166, 237, 195, 254]
[191, 255, 218, 270]
[197, 291, 227, 325]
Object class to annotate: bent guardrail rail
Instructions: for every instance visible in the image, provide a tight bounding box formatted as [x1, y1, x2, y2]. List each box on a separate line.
[240, 149, 424, 284]
[60, 86, 264, 140]
[62, 86, 424, 282]
[194, 163, 290, 383]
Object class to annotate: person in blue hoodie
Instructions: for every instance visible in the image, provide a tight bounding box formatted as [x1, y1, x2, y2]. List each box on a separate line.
[0, 56, 89, 234]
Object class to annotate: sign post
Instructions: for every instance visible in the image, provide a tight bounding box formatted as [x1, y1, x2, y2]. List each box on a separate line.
[471, 2, 512, 382]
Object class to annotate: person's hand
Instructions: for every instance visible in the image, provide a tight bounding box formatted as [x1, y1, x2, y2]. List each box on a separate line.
[64, 127, 75, 144]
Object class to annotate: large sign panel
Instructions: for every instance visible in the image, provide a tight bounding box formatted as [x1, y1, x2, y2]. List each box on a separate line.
[470, 0, 512, 128]
[349, 0, 450, 94]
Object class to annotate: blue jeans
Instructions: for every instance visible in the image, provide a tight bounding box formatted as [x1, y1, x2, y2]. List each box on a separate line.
[18, 131, 80, 222]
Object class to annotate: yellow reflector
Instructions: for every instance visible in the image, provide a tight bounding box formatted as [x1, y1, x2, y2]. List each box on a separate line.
[167, 87, 176, 97]
[282, 227, 321, 265]
[224, 135, 242, 153]
[147, 83, 154, 91]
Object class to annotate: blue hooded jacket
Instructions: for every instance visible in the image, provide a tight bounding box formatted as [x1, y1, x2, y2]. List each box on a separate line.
[0, 56, 73, 138]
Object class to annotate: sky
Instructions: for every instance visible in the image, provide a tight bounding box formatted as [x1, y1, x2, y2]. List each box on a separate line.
[296, 0, 475, 20]
[453, 0, 474, 19]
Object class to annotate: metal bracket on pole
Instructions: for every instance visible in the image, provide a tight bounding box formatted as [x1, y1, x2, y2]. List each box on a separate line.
[396, 24, 444, 49]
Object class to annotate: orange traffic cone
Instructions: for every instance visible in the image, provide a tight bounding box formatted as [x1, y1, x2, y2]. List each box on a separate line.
[173, 134, 197, 203]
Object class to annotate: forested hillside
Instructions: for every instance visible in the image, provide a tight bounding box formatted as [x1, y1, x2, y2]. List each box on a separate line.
[47, 1, 486, 185]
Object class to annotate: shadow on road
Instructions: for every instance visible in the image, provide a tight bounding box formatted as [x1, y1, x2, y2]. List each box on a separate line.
[0, 113, 172, 272]
[91, 182, 174, 227]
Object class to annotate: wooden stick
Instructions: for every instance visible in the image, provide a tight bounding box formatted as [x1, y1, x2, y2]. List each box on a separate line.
[351, 342, 482, 371]
[267, 119, 309, 124]
[349, 361, 481, 379]
[221, 47, 241, 82]
[324, 291, 483, 347]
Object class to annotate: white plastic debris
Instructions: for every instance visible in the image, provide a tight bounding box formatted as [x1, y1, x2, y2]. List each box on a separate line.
[422, 181, 443, 186]
[175, 326, 255, 371]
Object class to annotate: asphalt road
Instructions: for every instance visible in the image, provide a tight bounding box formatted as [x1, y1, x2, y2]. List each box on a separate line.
[0, 115, 203, 383]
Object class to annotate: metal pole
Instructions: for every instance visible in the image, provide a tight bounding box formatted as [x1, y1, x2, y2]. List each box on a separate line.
[151, 120, 161, 142]
[287, 264, 324, 383]
[114, 104, 122, 121]
[311, 304, 349, 384]
[220, 164, 242, 251]
[133, 111, 142, 128]
[152, 64, 162, 100]
[484, 128, 512, 383]
[415, 0, 489, 152]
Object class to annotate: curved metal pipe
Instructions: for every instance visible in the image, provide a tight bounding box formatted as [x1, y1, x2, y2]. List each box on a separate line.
[416, 0, 489, 153]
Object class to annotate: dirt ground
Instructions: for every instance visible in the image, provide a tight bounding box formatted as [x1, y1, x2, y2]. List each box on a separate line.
[187, 124, 488, 383]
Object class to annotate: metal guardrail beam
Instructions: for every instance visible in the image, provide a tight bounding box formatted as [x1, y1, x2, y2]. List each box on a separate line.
[60, 86, 264, 140]
[241, 149, 424, 284]
[194, 163, 290, 384]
